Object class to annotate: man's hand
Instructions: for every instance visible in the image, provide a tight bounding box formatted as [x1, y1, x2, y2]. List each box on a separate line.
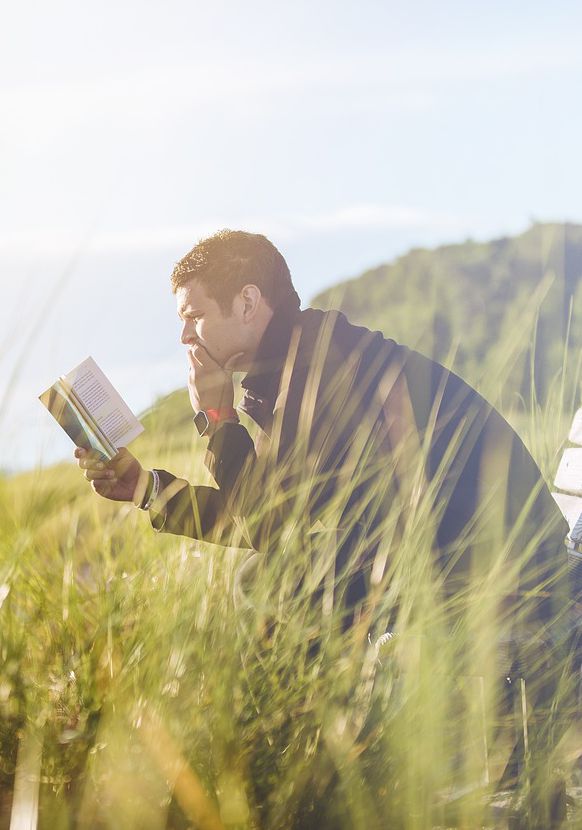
[187, 345, 241, 414]
[75, 447, 149, 505]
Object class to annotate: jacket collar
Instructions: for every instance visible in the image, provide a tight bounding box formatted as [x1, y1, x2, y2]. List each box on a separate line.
[240, 302, 301, 415]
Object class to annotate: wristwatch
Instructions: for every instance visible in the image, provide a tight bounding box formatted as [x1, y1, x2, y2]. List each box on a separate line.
[193, 407, 239, 436]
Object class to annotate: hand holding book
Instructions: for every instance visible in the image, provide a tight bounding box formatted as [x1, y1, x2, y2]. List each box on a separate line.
[40, 357, 151, 505]
[75, 446, 150, 505]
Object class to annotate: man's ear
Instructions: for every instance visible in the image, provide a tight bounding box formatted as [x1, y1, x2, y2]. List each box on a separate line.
[238, 284, 262, 322]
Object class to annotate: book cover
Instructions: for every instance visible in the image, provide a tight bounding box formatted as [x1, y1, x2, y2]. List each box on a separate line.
[39, 357, 144, 460]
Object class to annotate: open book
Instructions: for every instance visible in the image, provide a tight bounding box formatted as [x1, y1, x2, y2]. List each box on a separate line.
[39, 357, 144, 460]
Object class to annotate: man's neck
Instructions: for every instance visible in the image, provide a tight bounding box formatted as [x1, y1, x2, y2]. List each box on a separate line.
[239, 303, 275, 372]
[240, 302, 301, 400]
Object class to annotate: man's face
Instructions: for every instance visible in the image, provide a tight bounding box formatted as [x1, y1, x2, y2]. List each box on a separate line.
[176, 280, 247, 369]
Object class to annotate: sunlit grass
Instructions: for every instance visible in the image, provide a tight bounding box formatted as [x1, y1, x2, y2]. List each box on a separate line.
[1, 308, 581, 829]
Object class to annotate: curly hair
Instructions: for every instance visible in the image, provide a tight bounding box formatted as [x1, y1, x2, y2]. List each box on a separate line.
[170, 230, 300, 313]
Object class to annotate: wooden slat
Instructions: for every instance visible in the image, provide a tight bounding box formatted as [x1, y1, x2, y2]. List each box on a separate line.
[10, 727, 42, 830]
[569, 408, 582, 446]
[554, 448, 582, 495]
[551, 492, 582, 531]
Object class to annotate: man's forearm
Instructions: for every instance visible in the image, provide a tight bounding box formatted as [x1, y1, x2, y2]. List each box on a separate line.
[205, 422, 257, 512]
[205, 420, 309, 556]
[147, 469, 238, 544]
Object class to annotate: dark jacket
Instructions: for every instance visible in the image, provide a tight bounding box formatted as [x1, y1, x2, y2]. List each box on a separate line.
[150, 304, 568, 623]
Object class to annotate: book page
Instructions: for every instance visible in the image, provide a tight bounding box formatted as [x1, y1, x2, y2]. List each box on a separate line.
[62, 357, 144, 448]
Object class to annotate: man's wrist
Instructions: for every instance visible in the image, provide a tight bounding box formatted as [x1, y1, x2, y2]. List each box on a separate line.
[135, 469, 160, 510]
[206, 407, 238, 420]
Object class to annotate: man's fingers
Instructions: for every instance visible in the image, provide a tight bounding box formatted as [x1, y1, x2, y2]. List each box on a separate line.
[188, 345, 223, 371]
[91, 479, 118, 497]
[188, 345, 243, 373]
[188, 348, 203, 368]
[75, 447, 103, 462]
[188, 345, 216, 368]
[78, 457, 107, 470]
[75, 447, 106, 469]
[84, 467, 115, 481]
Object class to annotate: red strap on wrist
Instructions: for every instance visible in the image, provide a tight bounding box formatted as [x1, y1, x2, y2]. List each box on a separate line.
[205, 408, 239, 423]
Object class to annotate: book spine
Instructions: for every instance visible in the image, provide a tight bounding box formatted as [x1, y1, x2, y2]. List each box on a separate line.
[55, 378, 117, 459]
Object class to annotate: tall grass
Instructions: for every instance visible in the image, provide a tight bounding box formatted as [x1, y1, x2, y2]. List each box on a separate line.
[1, 306, 581, 829]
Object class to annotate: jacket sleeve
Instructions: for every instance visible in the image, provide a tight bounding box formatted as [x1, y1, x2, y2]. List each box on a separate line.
[204, 422, 267, 549]
[205, 422, 257, 504]
[147, 422, 257, 546]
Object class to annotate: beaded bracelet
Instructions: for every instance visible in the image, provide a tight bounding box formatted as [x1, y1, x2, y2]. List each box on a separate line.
[138, 469, 160, 511]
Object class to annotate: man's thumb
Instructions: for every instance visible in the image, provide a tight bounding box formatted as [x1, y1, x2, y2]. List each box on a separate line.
[112, 447, 130, 461]
[111, 447, 136, 471]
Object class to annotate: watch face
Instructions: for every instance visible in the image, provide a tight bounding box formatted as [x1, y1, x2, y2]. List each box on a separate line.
[193, 410, 210, 436]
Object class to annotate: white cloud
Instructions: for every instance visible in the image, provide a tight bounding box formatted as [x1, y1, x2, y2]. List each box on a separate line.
[0, 204, 465, 262]
[2, 38, 580, 152]
[295, 204, 462, 233]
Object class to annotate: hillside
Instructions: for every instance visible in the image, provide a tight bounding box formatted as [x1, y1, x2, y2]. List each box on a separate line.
[311, 222, 582, 406]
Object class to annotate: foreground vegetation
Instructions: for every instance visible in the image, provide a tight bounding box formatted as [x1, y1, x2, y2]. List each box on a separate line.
[1, 391, 579, 828]
[3, 256, 582, 828]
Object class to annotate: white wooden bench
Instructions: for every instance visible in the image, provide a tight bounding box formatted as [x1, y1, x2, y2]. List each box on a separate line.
[552, 407, 582, 598]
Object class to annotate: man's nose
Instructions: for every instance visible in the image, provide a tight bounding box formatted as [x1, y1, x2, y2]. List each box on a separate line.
[180, 322, 197, 345]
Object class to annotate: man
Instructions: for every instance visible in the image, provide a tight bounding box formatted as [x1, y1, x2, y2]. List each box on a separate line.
[77, 230, 574, 824]
[77, 229, 568, 631]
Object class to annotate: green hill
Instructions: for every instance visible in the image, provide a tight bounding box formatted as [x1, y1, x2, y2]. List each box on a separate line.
[311, 222, 582, 408]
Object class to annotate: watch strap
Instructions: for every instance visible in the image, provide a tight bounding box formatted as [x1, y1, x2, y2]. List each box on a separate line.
[193, 408, 239, 436]
[206, 408, 239, 422]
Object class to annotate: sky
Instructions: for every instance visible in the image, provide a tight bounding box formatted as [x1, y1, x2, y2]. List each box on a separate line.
[2, 0, 582, 471]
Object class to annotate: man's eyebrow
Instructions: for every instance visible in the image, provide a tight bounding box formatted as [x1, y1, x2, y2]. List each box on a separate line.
[178, 307, 203, 319]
